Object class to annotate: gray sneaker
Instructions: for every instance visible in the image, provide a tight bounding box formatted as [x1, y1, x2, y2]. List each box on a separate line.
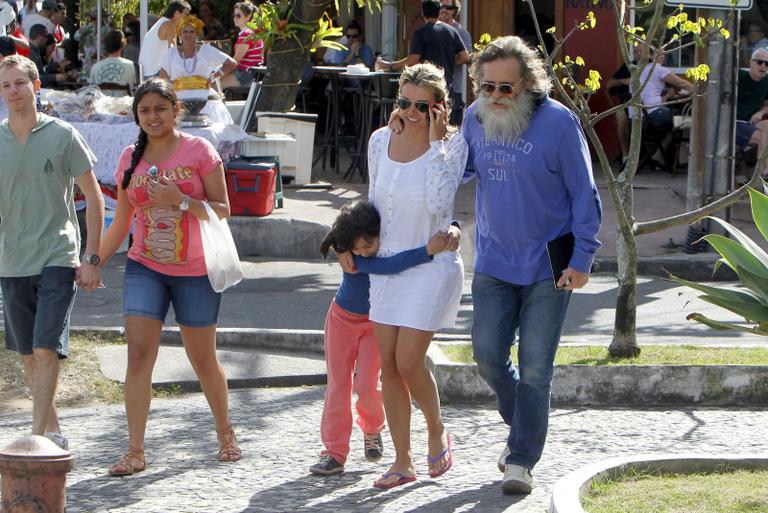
[502, 464, 533, 495]
[309, 455, 344, 475]
[44, 432, 69, 450]
[364, 432, 383, 462]
[498, 445, 510, 472]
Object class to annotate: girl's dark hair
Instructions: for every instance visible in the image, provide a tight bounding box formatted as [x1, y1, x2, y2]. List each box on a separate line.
[320, 200, 381, 258]
[121, 78, 178, 189]
[234, 2, 256, 18]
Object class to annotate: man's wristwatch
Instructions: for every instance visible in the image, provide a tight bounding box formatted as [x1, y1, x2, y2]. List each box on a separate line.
[83, 254, 100, 266]
[178, 194, 190, 211]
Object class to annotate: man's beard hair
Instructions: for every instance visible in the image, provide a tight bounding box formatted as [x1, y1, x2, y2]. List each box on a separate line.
[476, 91, 534, 140]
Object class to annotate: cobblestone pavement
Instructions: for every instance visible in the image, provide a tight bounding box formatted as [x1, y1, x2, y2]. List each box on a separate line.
[1, 387, 766, 513]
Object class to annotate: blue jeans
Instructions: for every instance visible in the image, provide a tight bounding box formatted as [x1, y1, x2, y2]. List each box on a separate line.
[471, 272, 571, 470]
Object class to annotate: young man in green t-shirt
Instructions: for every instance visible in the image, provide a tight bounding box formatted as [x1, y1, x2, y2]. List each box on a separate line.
[736, 47, 768, 160]
[0, 55, 104, 448]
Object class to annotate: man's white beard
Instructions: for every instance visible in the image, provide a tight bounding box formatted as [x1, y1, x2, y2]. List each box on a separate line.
[476, 91, 534, 140]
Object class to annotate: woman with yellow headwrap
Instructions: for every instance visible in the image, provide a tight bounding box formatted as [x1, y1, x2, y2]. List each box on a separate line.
[158, 15, 237, 124]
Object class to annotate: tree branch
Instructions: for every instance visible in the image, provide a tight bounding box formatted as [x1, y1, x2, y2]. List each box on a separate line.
[633, 147, 768, 235]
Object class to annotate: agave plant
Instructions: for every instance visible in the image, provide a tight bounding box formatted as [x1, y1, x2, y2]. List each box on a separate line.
[672, 186, 768, 336]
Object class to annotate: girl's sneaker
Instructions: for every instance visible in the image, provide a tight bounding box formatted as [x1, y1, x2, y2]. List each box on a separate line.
[309, 455, 344, 475]
[364, 432, 383, 462]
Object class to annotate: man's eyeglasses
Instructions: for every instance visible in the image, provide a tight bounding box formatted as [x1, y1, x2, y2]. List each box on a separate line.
[396, 98, 430, 113]
[754, 59, 768, 67]
[346, 33, 360, 39]
[440, 4, 457, 10]
[481, 81, 518, 95]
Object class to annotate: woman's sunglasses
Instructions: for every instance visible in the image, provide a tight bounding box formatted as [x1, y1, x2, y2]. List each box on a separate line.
[481, 81, 518, 95]
[396, 98, 431, 113]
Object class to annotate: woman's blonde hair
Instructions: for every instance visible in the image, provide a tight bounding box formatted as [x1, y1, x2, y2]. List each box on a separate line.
[398, 62, 451, 121]
[399, 62, 448, 103]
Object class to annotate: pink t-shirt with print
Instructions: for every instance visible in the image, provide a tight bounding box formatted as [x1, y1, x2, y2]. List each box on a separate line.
[115, 133, 221, 277]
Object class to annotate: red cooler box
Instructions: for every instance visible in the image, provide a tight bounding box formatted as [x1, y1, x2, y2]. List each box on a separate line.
[225, 160, 277, 216]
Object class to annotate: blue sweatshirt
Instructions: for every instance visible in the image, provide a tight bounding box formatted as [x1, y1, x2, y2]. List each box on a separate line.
[461, 96, 602, 285]
[335, 247, 433, 315]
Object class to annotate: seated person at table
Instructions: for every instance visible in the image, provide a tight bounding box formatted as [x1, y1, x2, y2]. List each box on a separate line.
[89, 30, 137, 97]
[27, 24, 68, 87]
[198, 0, 227, 41]
[158, 15, 237, 124]
[220, 1, 264, 90]
[138, 0, 190, 79]
[324, 21, 374, 69]
[631, 50, 693, 170]
[736, 47, 768, 163]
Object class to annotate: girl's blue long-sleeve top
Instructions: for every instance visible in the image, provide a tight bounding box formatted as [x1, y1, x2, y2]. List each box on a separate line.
[335, 246, 433, 315]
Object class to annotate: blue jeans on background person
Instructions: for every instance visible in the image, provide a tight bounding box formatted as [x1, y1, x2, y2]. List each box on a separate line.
[471, 272, 572, 471]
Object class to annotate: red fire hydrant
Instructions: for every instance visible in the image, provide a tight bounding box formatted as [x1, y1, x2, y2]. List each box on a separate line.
[0, 435, 74, 513]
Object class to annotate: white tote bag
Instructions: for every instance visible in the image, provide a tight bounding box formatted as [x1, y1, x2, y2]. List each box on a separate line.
[199, 202, 244, 292]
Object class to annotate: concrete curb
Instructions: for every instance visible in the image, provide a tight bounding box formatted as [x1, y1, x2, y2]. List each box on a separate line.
[76, 328, 768, 406]
[225, 215, 736, 280]
[429, 346, 768, 406]
[549, 453, 768, 513]
[229, 217, 329, 259]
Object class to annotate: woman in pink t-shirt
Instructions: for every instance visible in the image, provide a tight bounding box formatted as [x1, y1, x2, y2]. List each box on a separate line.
[221, 2, 264, 90]
[98, 78, 240, 476]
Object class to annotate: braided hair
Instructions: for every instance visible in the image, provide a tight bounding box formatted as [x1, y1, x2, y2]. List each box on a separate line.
[319, 200, 381, 258]
[121, 78, 178, 189]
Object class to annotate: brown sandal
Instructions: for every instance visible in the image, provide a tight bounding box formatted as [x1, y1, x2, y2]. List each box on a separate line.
[108, 448, 146, 476]
[217, 424, 241, 462]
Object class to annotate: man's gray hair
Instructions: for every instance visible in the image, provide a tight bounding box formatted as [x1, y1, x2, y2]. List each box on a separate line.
[470, 35, 552, 99]
[751, 46, 768, 61]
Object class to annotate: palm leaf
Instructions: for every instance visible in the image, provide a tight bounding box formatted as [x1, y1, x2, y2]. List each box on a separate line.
[707, 215, 768, 268]
[686, 312, 768, 335]
[698, 294, 768, 322]
[702, 234, 768, 278]
[671, 274, 763, 303]
[748, 187, 768, 243]
[734, 264, 768, 306]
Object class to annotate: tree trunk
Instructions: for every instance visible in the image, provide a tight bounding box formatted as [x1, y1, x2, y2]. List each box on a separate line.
[255, 0, 332, 113]
[608, 174, 641, 357]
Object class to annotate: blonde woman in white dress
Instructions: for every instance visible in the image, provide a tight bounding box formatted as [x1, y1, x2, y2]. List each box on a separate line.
[352, 63, 467, 489]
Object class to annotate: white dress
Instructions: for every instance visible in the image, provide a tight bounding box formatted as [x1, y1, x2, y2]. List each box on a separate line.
[159, 44, 233, 125]
[367, 127, 468, 331]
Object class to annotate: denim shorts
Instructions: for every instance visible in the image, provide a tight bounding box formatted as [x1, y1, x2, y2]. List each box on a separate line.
[736, 120, 757, 150]
[1, 266, 77, 359]
[123, 259, 221, 327]
[234, 68, 256, 87]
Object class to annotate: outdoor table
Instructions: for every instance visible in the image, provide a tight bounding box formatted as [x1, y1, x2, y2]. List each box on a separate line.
[340, 71, 377, 182]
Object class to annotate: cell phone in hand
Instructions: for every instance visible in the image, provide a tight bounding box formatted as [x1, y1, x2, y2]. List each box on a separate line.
[147, 165, 159, 182]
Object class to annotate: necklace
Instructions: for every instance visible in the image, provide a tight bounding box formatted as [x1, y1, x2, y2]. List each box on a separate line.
[179, 46, 198, 75]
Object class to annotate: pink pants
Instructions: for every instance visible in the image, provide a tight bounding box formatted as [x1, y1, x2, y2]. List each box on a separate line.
[320, 300, 385, 464]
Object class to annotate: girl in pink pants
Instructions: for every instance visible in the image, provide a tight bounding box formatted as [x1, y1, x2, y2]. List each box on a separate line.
[310, 201, 450, 475]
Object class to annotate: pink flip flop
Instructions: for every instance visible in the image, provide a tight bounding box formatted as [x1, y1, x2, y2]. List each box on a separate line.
[373, 471, 417, 490]
[428, 433, 453, 478]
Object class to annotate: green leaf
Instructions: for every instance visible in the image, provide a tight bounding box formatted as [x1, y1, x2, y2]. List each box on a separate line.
[694, 33, 705, 47]
[706, 216, 768, 269]
[699, 294, 768, 322]
[734, 264, 768, 306]
[686, 313, 768, 335]
[702, 234, 768, 278]
[670, 274, 764, 305]
[748, 187, 768, 243]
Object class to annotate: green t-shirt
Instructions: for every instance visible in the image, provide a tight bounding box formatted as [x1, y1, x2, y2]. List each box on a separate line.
[0, 114, 97, 277]
[737, 68, 768, 121]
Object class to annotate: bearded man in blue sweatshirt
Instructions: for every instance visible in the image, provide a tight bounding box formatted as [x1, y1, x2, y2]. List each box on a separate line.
[461, 36, 602, 495]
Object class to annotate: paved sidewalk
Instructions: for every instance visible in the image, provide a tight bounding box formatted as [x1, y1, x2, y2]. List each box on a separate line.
[0, 387, 765, 512]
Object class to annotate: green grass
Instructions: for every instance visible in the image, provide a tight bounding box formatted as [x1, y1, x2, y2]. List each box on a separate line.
[1, 331, 187, 410]
[583, 469, 768, 513]
[439, 344, 768, 365]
